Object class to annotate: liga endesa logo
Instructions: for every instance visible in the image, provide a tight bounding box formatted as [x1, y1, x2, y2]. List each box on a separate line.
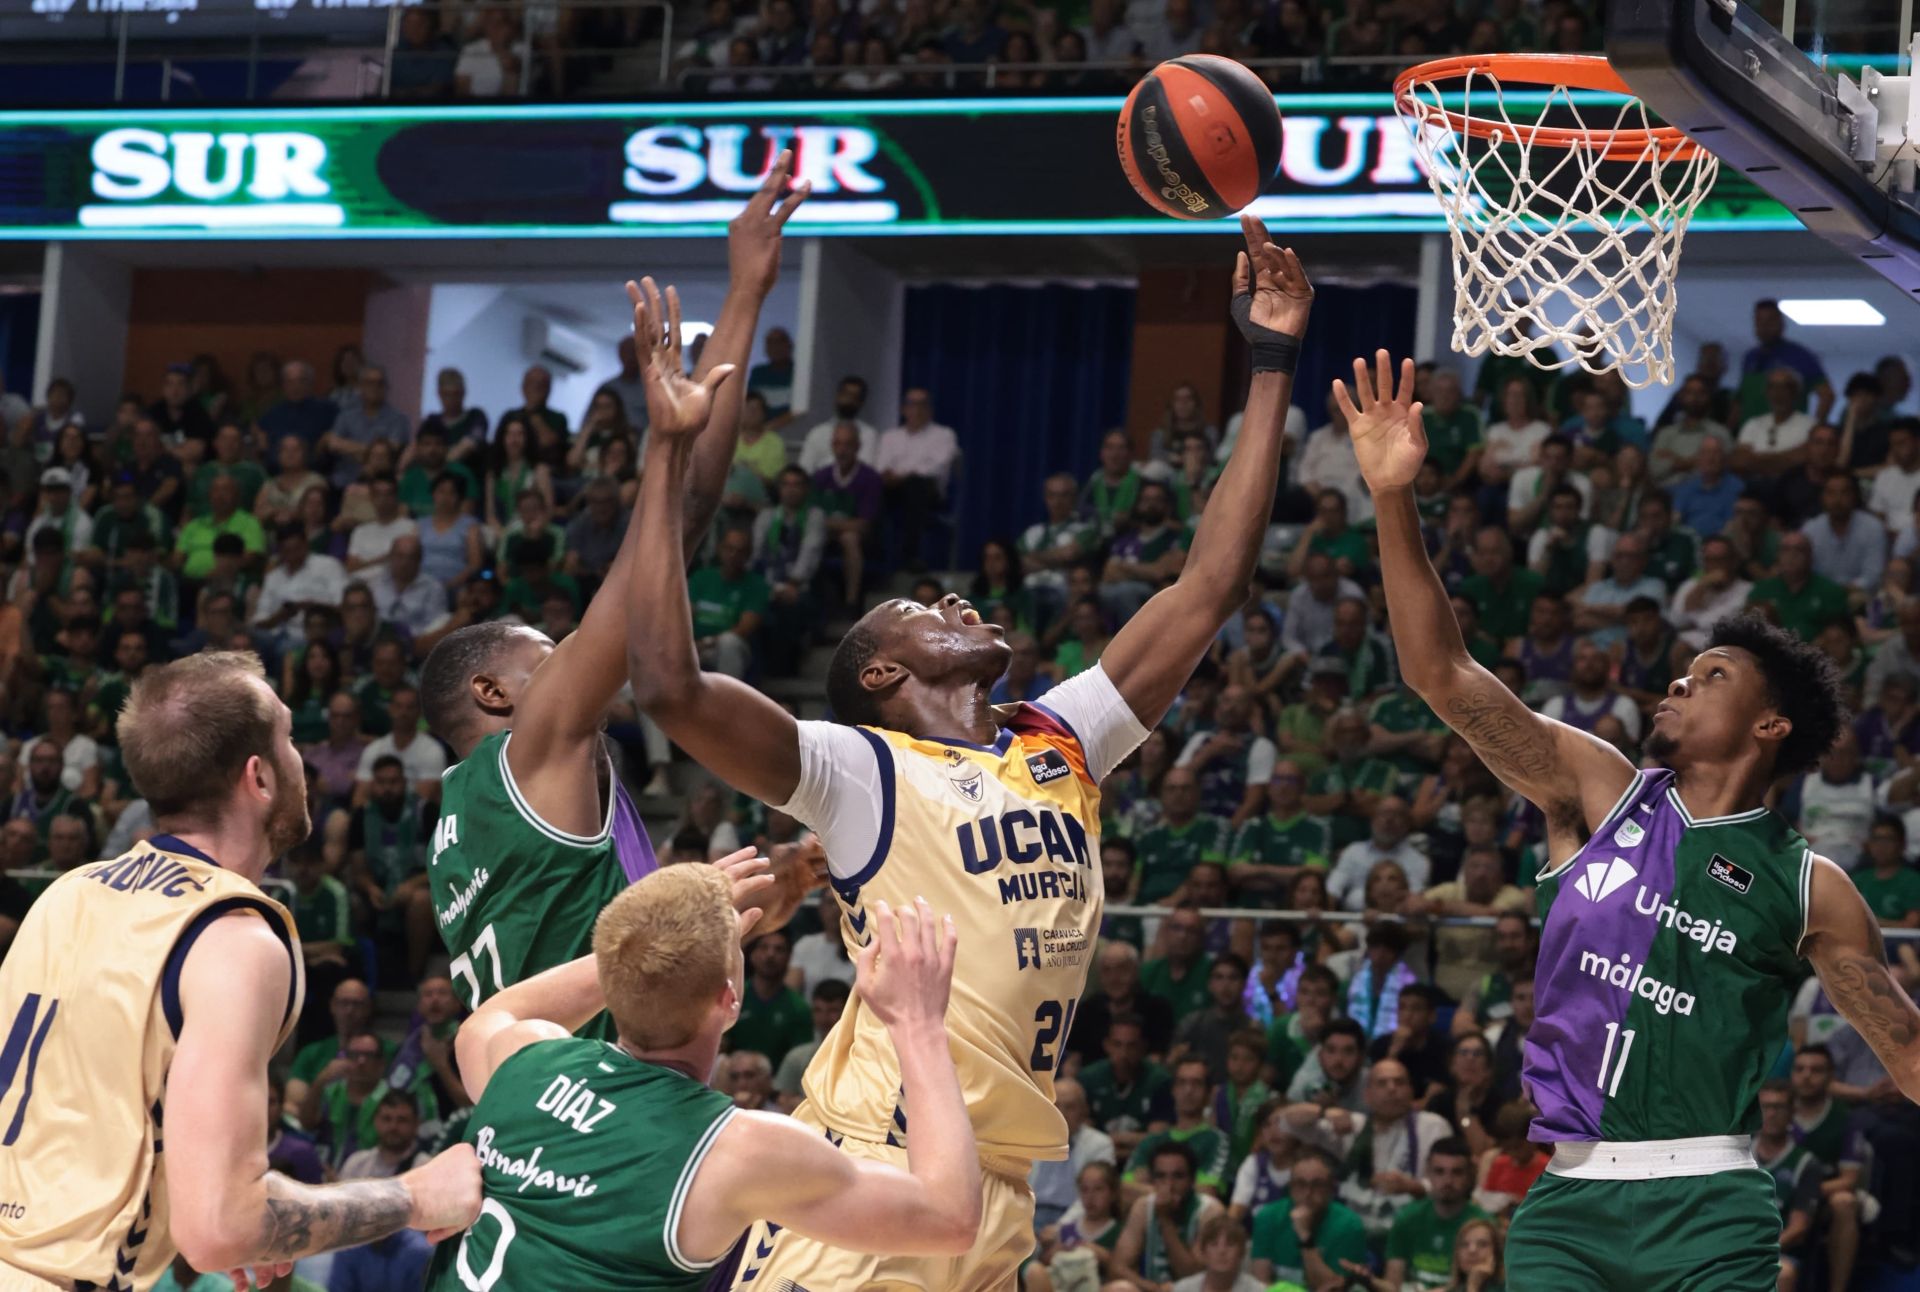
[611, 125, 900, 226]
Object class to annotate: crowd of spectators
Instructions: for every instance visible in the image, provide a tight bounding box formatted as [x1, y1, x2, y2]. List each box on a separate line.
[7, 288, 1920, 1289]
[370, 0, 1611, 99]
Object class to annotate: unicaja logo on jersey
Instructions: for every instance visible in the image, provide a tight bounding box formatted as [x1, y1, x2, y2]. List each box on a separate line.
[1613, 818, 1645, 849]
[1574, 857, 1638, 902]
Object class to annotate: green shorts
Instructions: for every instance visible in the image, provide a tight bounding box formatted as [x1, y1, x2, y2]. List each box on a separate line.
[1507, 1168, 1780, 1292]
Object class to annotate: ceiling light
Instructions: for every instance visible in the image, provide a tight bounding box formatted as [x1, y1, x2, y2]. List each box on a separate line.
[1777, 298, 1886, 326]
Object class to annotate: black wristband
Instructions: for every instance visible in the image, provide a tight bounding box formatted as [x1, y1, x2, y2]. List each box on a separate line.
[1230, 289, 1302, 375]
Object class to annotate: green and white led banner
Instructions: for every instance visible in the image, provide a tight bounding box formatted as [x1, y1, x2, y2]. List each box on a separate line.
[0, 96, 1800, 239]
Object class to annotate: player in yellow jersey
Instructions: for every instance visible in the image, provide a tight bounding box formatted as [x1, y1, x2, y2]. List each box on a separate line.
[0, 652, 480, 1292]
[620, 221, 1315, 1291]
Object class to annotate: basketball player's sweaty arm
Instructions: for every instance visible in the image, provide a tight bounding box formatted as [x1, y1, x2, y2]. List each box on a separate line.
[501, 154, 807, 837]
[1341, 350, 1637, 856]
[1097, 215, 1313, 730]
[1803, 855, 1920, 1102]
[165, 914, 481, 1274]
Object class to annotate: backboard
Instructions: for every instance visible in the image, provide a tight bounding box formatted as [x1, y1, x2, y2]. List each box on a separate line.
[1606, 0, 1920, 293]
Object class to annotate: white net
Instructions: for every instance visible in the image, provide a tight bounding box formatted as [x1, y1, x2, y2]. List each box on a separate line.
[1396, 64, 1721, 388]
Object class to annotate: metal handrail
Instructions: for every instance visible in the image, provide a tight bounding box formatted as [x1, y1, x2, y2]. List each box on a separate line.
[1104, 902, 1920, 941]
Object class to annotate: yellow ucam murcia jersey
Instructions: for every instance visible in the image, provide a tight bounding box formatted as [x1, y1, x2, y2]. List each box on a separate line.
[0, 834, 302, 1292]
[777, 664, 1148, 1162]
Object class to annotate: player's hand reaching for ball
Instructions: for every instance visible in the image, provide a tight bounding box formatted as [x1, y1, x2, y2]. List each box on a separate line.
[855, 897, 958, 1032]
[711, 846, 777, 942]
[1234, 214, 1312, 339]
[728, 148, 811, 298]
[1335, 349, 1428, 493]
[626, 275, 737, 439]
[400, 1142, 484, 1242]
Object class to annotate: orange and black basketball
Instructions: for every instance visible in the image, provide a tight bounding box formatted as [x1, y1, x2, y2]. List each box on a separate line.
[1117, 55, 1283, 220]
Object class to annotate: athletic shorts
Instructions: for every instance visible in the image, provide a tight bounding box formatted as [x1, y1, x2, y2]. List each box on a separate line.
[725, 1101, 1037, 1292]
[1508, 1142, 1779, 1292]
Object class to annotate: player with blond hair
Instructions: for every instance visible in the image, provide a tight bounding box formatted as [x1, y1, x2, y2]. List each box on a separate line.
[421, 856, 981, 1291]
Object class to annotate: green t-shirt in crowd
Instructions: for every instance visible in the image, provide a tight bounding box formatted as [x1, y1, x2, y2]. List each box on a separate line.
[1421, 406, 1484, 476]
[1230, 812, 1331, 870]
[290, 874, 353, 946]
[400, 461, 478, 518]
[289, 1034, 396, 1084]
[1643, 526, 1700, 590]
[730, 980, 813, 1069]
[1459, 567, 1545, 642]
[1386, 1198, 1491, 1288]
[1309, 756, 1403, 850]
[1140, 954, 1215, 1021]
[187, 460, 268, 519]
[1852, 865, 1920, 923]
[1078, 1058, 1171, 1136]
[1369, 691, 1447, 774]
[1127, 1124, 1231, 1192]
[1747, 574, 1850, 641]
[1083, 468, 1142, 533]
[175, 509, 268, 580]
[1307, 526, 1370, 572]
[687, 566, 771, 640]
[1134, 815, 1231, 903]
[733, 430, 788, 483]
[1273, 703, 1332, 777]
[1251, 1197, 1369, 1284]
[1794, 1097, 1853, 1167]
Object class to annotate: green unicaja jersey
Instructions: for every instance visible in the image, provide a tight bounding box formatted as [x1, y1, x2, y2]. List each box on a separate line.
[430, 731, 652, 1042]
[424, 1037, 738, 1292]
[1528, 769, 1809, 1142]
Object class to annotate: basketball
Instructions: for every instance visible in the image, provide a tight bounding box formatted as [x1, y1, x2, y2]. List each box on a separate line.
[1116, 55, 1284, 220]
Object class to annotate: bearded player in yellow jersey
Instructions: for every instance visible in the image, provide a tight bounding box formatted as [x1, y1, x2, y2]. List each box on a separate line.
[0, 652, 480, 1292]
[622, 218, 1313, 1291]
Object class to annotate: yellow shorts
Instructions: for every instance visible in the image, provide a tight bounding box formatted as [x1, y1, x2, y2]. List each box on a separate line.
[0, 1263, 66, 1291]
[728, 1102, 1038, 1292]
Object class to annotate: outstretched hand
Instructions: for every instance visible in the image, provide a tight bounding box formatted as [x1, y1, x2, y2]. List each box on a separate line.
[854, 897, 958, 1031]
[711, 846, 778, 943]
[728, 148, 811, 298]
[626, 275, 737, 440]
[1333, 349, 1428, 493]
[1233, 213, 1313, 337]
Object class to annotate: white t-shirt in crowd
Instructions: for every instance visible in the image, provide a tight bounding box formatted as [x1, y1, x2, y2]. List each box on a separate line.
[1736, 411, 1815, 455]
[797, 419, 880, 473]
[347, 516, 417, 567]
[356, 732, 449, 787]
[1869, 463, 1920, 523]
[1484, 419, 1551, 469]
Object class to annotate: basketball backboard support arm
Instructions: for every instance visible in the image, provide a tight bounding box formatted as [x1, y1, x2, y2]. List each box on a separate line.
[1607, 0, 1920, 295]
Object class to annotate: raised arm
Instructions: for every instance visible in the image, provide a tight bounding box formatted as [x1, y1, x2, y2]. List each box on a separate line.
[684, 151, 809, 549]
[679, 899, 980, 1259]
[1803, 853, 1920, 1101]
[165, 914, 480, 1274]
[1341, 351, 1634, 848]
[623, 281, 804, 806]
[1100, 216, 1308, 730]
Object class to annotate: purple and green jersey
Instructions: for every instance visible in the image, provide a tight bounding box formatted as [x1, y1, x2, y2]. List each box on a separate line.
[1526, 768, 1810, 1143]
[428, 730, 659, 1042]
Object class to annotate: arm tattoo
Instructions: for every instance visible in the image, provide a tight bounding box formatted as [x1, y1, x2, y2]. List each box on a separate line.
[258, 1175, 410, 1260]
[1821, 949, 1920, 1056]
[1441, 689, 1557, 786]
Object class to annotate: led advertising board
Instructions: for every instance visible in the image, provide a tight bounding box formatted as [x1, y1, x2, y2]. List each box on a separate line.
[0, 95, 1799, 239]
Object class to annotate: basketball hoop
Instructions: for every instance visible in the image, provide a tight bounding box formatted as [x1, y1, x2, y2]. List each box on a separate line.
[1393, 54, 1720, 388]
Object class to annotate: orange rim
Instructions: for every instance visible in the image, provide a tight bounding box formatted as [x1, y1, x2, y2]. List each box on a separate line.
[1393, 53, 1706, 161]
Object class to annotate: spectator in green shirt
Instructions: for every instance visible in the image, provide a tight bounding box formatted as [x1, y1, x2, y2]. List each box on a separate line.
[398, 423, 477, 520]
[1142, 905, 1216, 1021]
[733, 391, 789, 484]
[730, 927, 814, 1070]
[1250, 1146, 1369, 1287]
[1229, 760, 1332, 906]
[1083, 428, 1144, 536]
[173, 474, 268, 581]
[1372, 1138, 1489, 1290]
[1747, 531, 1850, 641]
[1852, 815, 1920, 926]
[1421, 369, 1484, 489]
[284, 977, 394, 1113]
[1458, 528, 1543, 643]
[687, 526, 770, 679]
[1079, 1013, 1173, 1158]
[283, 844, 359, 1045]
[1305, 709, 1403, 851]
[185, 422, 268, 519]
[1134, 767, 1232, 902]
[1126, 1057, 1232, 1195]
